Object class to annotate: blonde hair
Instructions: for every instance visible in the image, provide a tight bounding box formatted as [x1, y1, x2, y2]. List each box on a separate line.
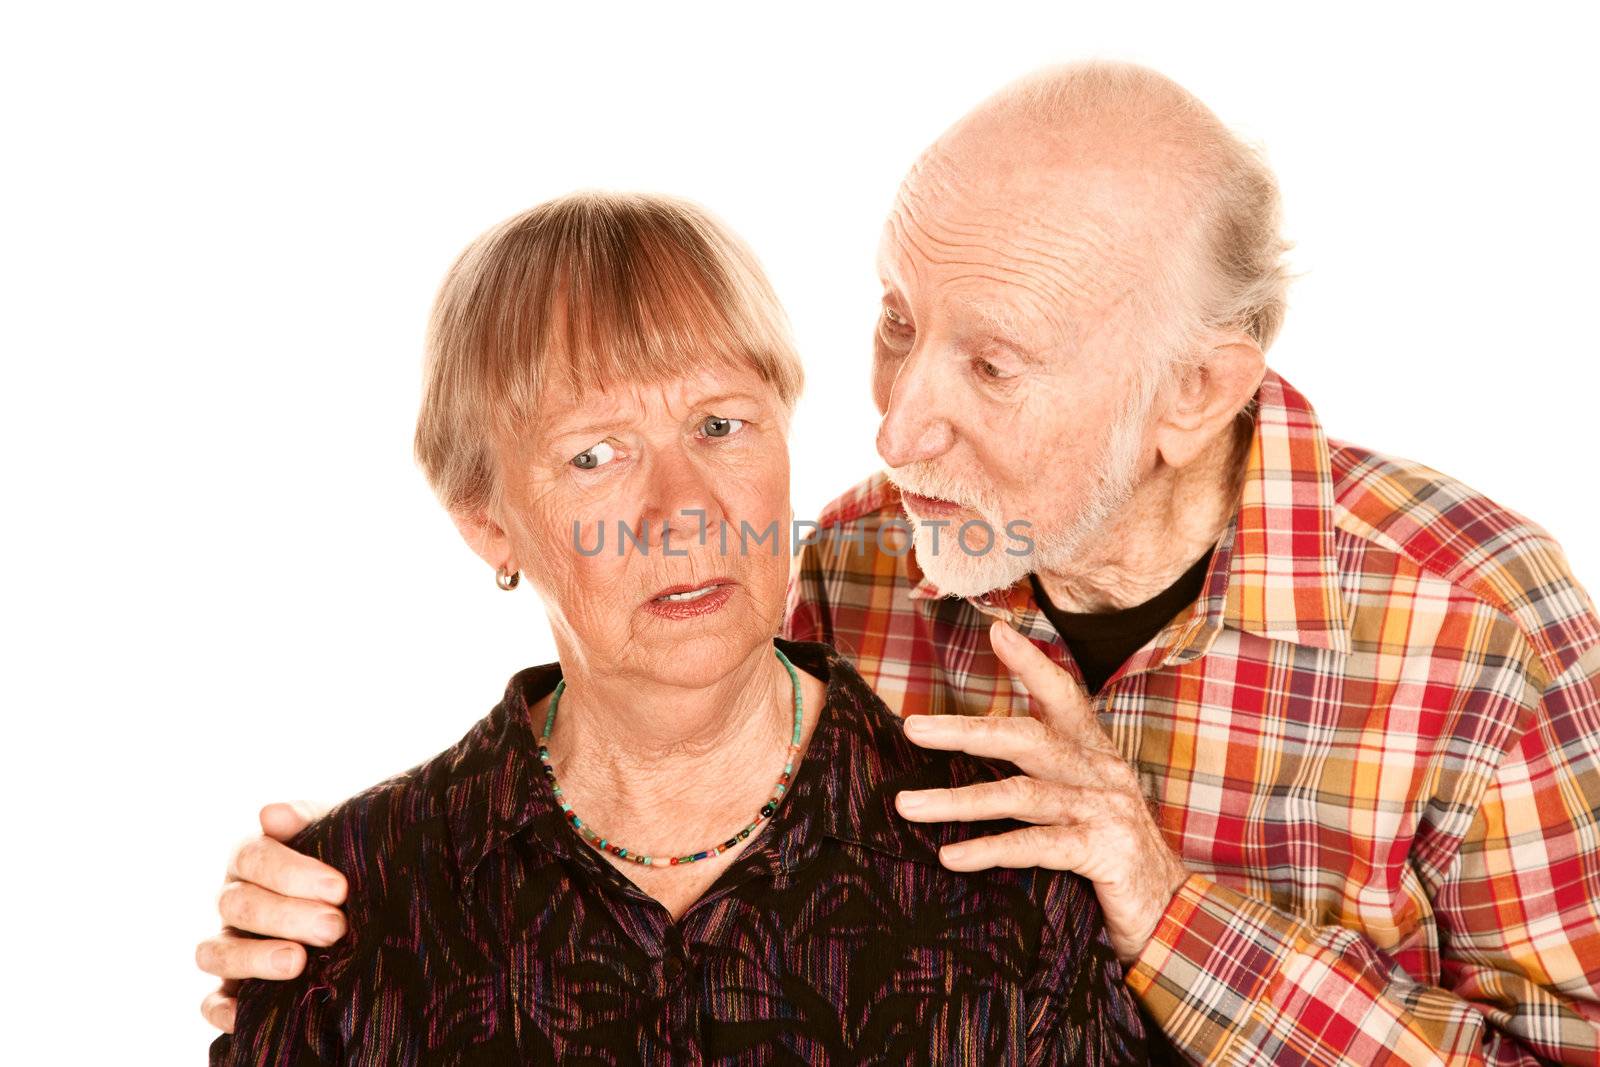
[991, 62, 1291, 358]
[415, 192, 805, 513]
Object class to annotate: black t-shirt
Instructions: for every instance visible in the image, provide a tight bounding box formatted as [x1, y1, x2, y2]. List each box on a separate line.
[1030, 548, 1215, 695]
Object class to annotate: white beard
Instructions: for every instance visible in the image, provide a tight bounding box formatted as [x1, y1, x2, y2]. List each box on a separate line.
[905, 515, 1033, 599]
[888, 383, 1154, 599]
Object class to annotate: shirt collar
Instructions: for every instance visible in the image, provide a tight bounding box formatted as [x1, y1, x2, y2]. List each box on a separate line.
[903, 369, 1352, 660]
[1213, 369, 1351, 654]
[444, 661, 567, 880]
[445, 639, 954, 882]
[790, 640, 998, 864]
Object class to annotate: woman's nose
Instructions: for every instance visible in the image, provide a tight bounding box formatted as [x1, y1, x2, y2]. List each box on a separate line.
[637, 449, 720, 550]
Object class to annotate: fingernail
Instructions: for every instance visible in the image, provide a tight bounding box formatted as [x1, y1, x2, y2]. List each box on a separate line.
[903, 715, 931, 735]
[319, 877, 345, 901]
[992, 621, 1020, 645]
[897, 792, 925, 813]
[316, 914, 345, 943]
[941, 843, 969, 863]
[271, 947, 299, 975]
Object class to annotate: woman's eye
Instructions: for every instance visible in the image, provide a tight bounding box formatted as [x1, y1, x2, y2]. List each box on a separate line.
[699, 416, 744, 439]
[570, 441, 618, 470]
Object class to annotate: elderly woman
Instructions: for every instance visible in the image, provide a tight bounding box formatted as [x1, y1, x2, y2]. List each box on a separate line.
[209, 193, 1146, 1064]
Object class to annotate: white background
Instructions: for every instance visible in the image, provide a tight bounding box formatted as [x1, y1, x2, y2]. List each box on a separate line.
[3, 1, 1597, 1056]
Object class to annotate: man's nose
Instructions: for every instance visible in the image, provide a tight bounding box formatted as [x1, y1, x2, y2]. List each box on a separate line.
[875, 349, 956, 469]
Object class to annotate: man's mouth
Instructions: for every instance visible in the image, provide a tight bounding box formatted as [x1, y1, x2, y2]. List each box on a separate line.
[899, 491, 969, 518]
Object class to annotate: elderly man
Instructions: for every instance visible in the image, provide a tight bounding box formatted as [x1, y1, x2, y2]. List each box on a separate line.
[198, 64, 1600, 1063]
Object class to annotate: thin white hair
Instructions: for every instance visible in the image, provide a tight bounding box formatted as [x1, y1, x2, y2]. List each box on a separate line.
[988, 61, 1292, 377]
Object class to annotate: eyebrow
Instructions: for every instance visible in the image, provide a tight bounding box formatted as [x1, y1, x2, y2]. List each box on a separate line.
[957, 302, 1052, 366]
[547, 417, 623, 442]
[878, 271, 1053, 364]
[535, 419, 626, 463]
[693, 390, 764, 411]
[543, 390, 765, 443]
[967, 302, 1030, 344]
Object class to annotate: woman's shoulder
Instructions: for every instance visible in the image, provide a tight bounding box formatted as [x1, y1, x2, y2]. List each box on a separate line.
[288, 675, 547, 911]
[789, 640, 1120, 956]
[781, 639, 1057, 858]
[288, 757, 449, 897]
[785, 638, 1019, 781]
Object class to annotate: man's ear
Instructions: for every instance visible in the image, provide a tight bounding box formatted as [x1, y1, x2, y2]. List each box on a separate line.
[450, 506, 515, 573]
[1152, 333, 1266, 468]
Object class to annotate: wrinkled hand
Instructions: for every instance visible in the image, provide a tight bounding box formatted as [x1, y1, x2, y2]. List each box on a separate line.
[895, 621, 1189, 964]
[195, 802, 348, 1033]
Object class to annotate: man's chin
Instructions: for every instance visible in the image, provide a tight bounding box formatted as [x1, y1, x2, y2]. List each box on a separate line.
[912, 538, 1031, 599]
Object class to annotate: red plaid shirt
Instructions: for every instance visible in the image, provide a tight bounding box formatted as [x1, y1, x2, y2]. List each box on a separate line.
[784, 371, 1600, 1065]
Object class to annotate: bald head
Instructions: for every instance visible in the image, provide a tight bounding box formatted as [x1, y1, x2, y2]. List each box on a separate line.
[904, 61, 1289, 361]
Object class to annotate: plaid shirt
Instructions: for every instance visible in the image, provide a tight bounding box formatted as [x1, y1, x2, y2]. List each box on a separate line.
[784, 371, 1600, 1065]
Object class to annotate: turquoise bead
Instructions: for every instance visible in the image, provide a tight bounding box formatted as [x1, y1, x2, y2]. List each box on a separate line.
[541, 645, 804, 868]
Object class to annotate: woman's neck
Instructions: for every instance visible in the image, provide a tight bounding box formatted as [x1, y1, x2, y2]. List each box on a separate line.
[539, 641, 801, 856]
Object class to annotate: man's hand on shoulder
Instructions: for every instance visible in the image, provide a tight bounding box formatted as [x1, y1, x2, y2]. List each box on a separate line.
[195, 802, 349, 1033]
[894, 622, 1190, 964]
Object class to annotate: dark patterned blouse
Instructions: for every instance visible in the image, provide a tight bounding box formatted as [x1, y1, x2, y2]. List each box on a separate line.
[212, 639, 1146, 1065]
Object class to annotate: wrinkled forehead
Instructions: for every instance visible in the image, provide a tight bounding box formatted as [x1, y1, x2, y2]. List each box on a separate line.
[879, 140, 1191, 328]
[878, 181, 1125, 334]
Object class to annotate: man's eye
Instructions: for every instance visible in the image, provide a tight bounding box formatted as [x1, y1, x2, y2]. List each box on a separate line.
[570, 441, 618, 470]
[699, 416, 744, 439]
[882, 306, 912, 331]
[974, 358, 1012, 381]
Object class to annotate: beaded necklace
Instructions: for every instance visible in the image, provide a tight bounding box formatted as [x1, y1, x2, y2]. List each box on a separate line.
[538, 646, 803, 867]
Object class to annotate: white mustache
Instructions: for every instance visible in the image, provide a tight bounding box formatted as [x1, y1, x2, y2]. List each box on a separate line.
[884, 463, 998, 516]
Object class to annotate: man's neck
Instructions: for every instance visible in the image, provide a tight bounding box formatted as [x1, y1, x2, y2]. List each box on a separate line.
[1036, 418, 1250, 614]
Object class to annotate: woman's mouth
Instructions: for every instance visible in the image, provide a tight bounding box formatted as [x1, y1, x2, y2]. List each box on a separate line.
[643, 579, 736, 618]
[658, 586, 720, 602]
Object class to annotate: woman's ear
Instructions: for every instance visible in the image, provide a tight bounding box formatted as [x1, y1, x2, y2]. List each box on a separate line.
[1152, 333, 1266, 469]
[450, 506, 515, 573]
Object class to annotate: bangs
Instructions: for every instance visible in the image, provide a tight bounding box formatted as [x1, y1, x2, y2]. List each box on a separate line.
[417, 192, 804, 512]
[526, 200, 792, 422]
